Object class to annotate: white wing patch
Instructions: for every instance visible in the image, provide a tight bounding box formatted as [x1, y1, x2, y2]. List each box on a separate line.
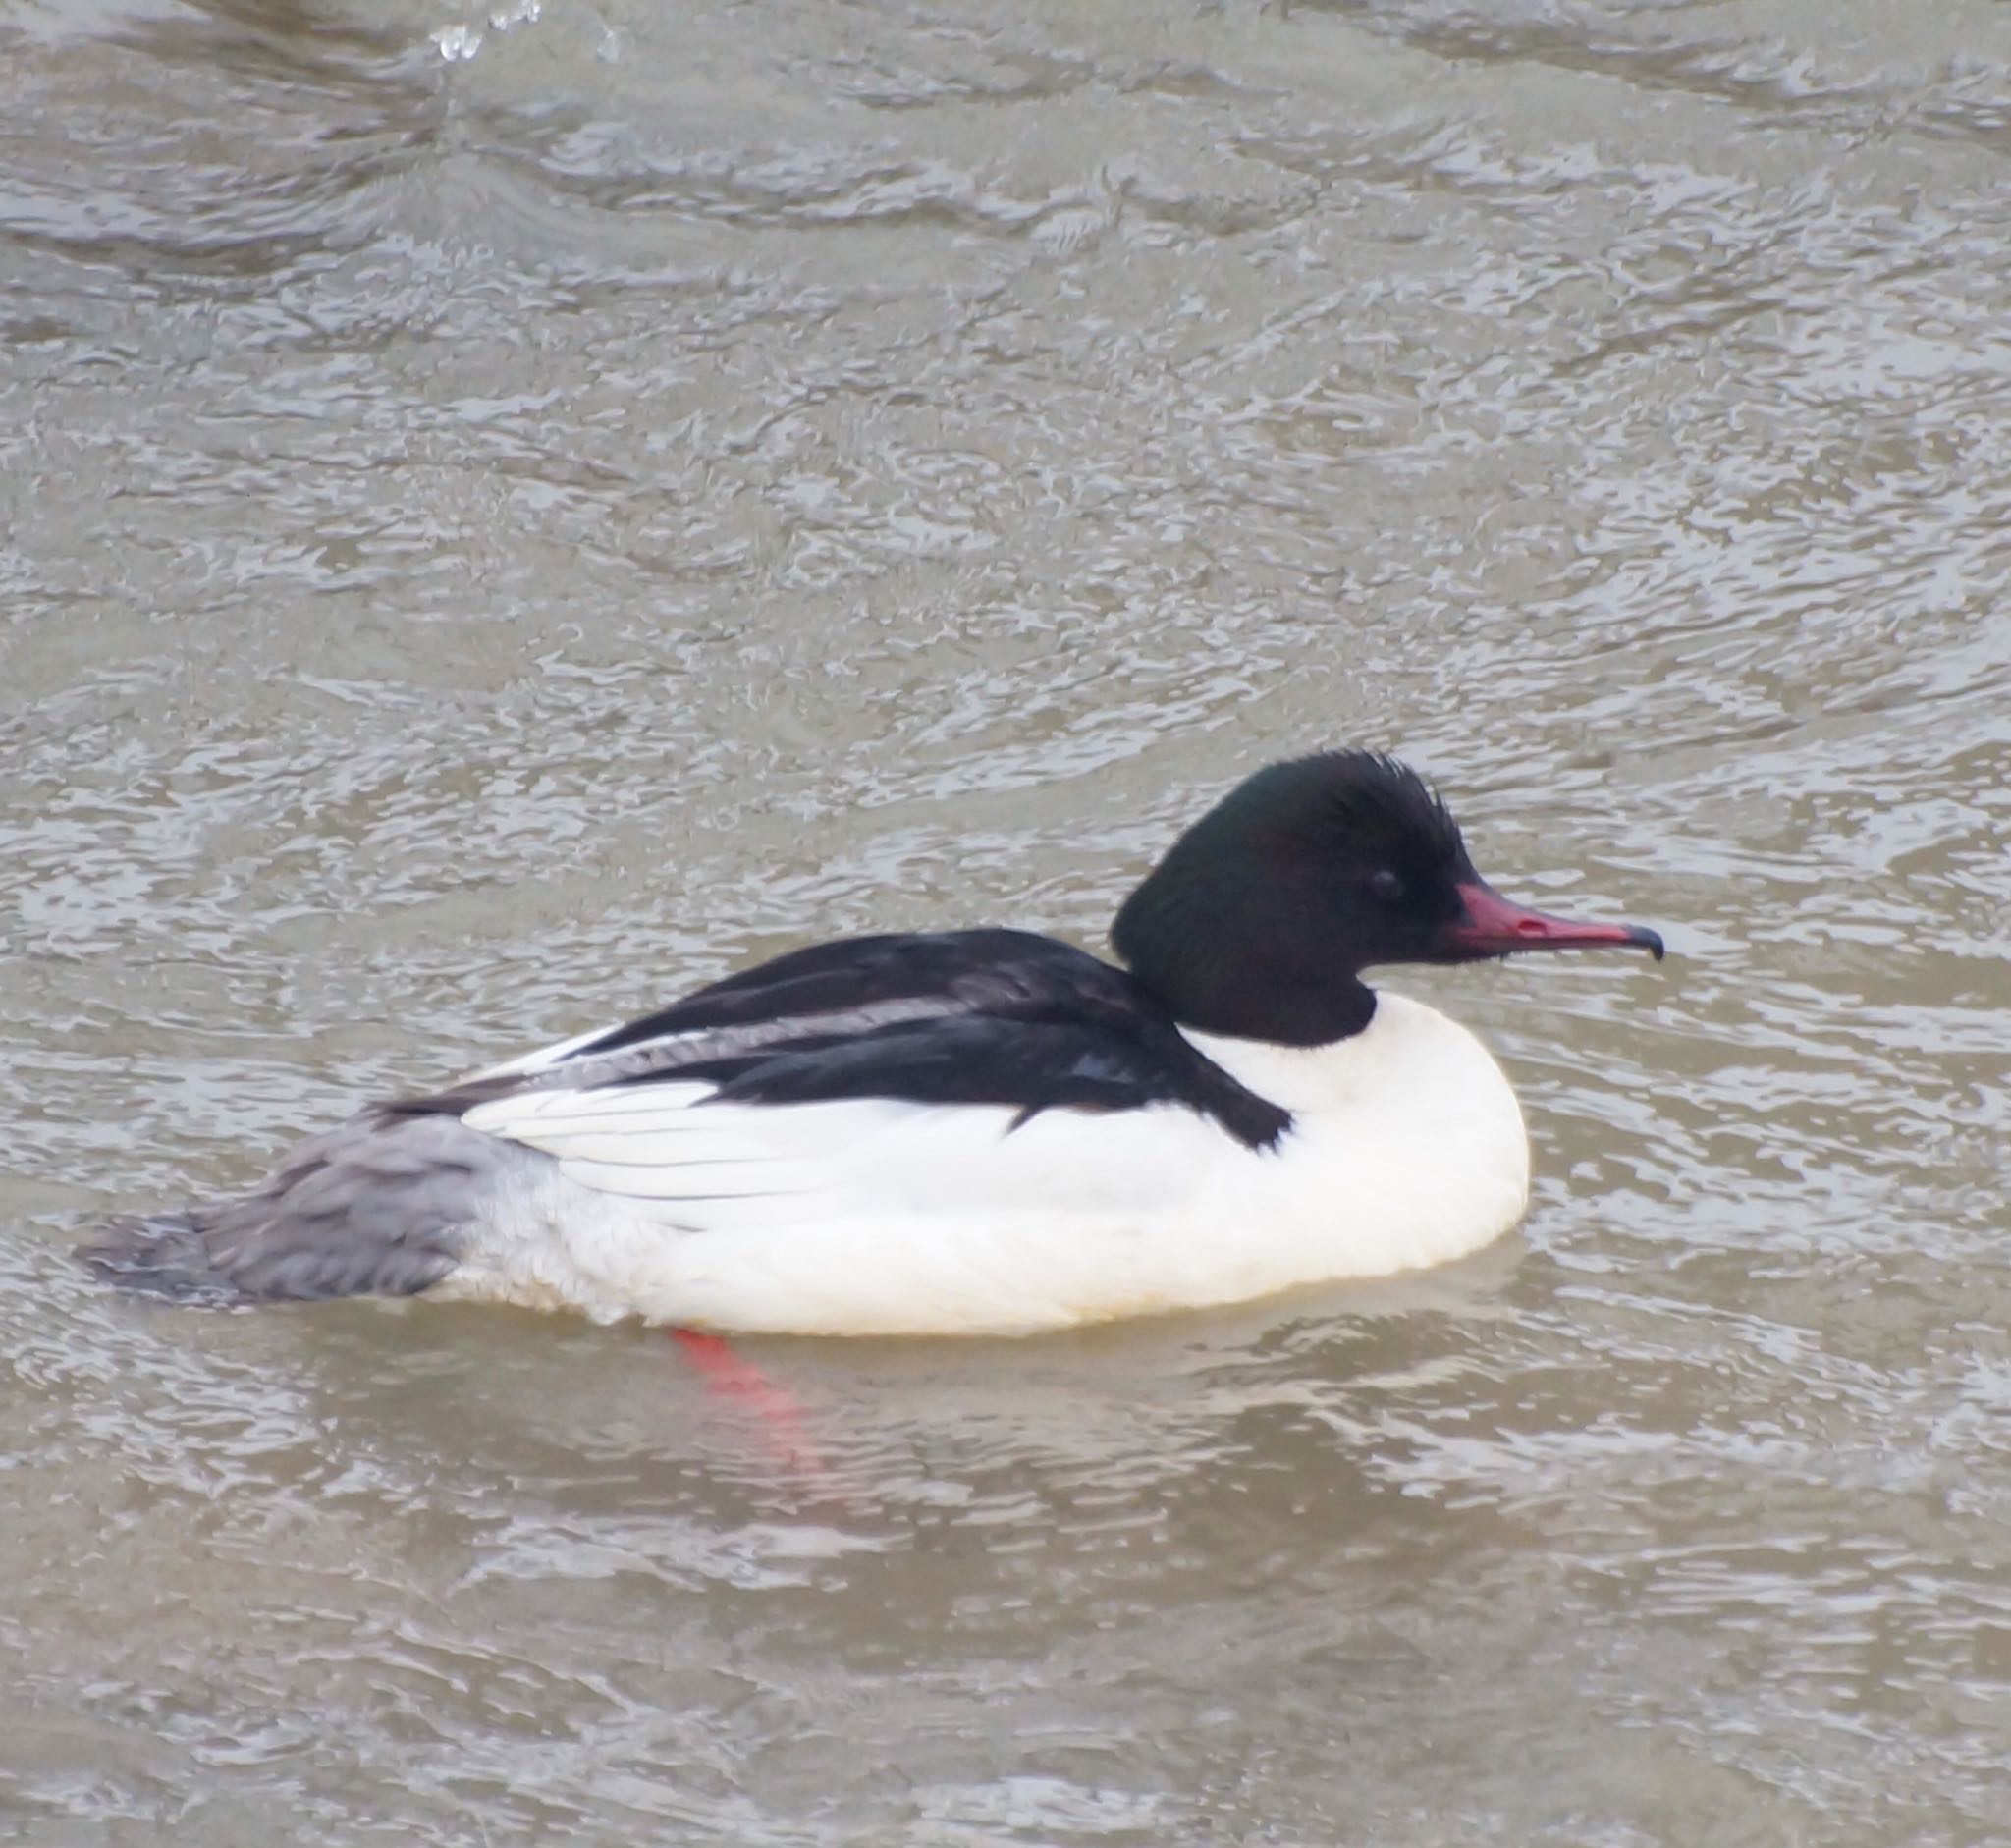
[463, 1082, 894, 1228]
[468, 1022, 625, 1082]
[460, 1071, 1228, 1235]
[465, 997, 990, 1088]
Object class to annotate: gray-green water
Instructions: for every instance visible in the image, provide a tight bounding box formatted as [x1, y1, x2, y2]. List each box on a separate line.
[4, 0, 2009, 1840]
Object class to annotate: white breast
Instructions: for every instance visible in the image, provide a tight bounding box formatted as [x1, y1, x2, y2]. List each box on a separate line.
[437, 991, 1532, 1336]
[1176, 991, 1532, 1294]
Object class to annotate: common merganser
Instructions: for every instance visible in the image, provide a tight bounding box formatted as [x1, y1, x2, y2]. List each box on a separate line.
[84, 752, 1664, 1336]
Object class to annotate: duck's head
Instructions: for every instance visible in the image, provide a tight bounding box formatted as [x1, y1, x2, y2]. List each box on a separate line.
[1112, 751, 1664, 1046]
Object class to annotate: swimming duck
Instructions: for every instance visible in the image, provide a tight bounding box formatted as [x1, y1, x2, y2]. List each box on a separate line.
[84, 752, 1663, 1335]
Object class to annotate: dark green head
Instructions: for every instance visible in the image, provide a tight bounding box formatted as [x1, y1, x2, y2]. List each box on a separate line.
[1113, 751, 1662, 1045]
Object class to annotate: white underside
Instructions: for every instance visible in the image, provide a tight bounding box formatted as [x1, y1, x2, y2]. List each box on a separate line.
[438, 992, 1532, 1336]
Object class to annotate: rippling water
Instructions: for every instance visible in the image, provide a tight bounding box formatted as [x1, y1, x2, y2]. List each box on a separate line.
[5, 0, 2009, 1840]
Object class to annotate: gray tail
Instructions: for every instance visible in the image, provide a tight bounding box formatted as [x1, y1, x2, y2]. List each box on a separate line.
[82, 1208, 255, 1305]
[81, 1107, 494, 1306]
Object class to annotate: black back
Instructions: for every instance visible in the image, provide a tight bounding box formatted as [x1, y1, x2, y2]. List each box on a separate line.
[401, 931, 1293, 1151]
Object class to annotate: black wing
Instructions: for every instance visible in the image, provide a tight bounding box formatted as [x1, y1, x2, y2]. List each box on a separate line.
[404, 930, 1291, 1151]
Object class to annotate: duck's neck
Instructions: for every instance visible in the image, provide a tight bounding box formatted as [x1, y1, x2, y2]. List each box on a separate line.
[1112, 884, 1377, 1048]
[1148, 973, 1378, 1048]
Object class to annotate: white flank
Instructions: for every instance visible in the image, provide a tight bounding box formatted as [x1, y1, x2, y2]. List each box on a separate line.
[437, 992, 1531, 1336]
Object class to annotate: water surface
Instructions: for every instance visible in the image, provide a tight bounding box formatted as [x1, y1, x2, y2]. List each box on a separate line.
[4, 0, 2009, 1840]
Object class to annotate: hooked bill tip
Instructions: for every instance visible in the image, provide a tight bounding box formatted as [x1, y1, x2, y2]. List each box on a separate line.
[1626, 925, 1667, 961]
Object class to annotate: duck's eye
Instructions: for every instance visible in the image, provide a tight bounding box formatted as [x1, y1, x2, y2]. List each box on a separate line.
[1367, 868, 1405, 903]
